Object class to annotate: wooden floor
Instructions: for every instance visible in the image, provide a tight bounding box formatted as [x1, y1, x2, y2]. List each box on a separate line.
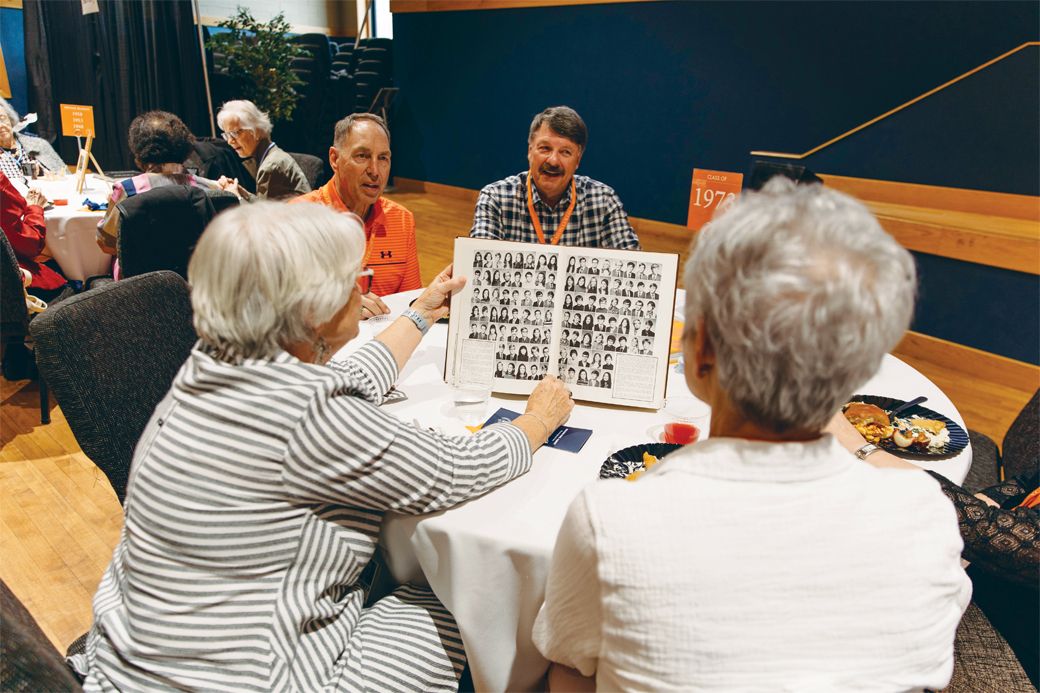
[1, 188, 1034, 654]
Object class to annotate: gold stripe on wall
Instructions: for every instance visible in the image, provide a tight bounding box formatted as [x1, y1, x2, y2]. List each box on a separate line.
[0, 0, 24, 9]
[391, 0, 656, 12]
[820, 174, 1040, 275]
[895, 331, 1040, 393]
[751, 41, 1040, 160]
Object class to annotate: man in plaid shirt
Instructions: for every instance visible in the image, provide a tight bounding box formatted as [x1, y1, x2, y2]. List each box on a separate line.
[469, 106, 640, 250]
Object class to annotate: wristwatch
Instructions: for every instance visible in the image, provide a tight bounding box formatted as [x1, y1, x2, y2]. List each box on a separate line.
[402, 308, 430, 336]
[854, 443, 881, 460]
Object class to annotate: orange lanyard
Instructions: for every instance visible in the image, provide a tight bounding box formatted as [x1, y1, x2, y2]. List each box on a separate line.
[526, 172, 576, 245]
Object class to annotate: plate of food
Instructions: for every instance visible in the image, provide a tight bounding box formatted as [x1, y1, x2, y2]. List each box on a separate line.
[600, 442, 683, 480]
[843, 395, 968, 458]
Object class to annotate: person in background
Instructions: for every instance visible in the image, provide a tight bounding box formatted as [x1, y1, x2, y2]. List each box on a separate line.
[533, 179, 969, 691]
[828, 412, 1039, 686]
[292, 113, 421, 317]
[470, 106, 640, 249]
[0, 171, 68, 301]
[214, 100, 311, 200]
[0, 170, 70, 379]
[0, 98, 64, 179]
[97, 110, 221, 256]
[71, 201, 574, 691]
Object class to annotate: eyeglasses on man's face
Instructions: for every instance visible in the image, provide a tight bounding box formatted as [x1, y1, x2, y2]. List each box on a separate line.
[220, 128, 248, 142]
[356, 268, 374, 295]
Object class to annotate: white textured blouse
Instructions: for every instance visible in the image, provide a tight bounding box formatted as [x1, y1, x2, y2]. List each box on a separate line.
[533, 435, 971, 691]
[77, 340, 531, 691]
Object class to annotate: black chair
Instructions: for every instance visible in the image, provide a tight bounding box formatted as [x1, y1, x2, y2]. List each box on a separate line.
[115, 186, 238, 280]
[291, 33, 332, 76]
[30, 271, 197, 504]
[357, 37, 393, 51]
[288, 152, 325, 189]
[0, 579, 83, 692]
[963, 389, 1039, 491]
[0, 232, 73, 423]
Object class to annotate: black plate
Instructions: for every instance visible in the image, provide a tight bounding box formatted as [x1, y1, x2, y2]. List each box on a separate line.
[845, 395, 968, 459]
[599, 442, 683, 479]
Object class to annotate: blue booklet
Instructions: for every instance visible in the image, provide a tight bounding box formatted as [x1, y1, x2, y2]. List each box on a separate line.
[480, 408, 593, 453]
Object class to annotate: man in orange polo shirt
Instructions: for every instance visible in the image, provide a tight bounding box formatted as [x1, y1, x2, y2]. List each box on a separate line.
[292, 113, 421, 318]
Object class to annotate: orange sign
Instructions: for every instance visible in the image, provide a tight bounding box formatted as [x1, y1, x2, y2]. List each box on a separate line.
[686, 168, 743, 231]
[60, 104, 95, 137]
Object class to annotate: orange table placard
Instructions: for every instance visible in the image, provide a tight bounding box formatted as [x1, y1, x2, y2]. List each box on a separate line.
[60, 103, 96, 137]
[687, 168, 743, 231]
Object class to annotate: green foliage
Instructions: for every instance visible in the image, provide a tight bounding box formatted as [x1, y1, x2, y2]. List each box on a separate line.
[206, 8, 307, 122]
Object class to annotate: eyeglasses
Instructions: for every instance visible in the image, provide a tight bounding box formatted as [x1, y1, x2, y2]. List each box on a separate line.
[356, 268, 374, 295]
[220, 128, 248, 142]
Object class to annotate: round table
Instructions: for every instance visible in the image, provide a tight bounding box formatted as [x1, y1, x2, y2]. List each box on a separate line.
[12, 173, 113, 281]
[336, 289, 973, 692]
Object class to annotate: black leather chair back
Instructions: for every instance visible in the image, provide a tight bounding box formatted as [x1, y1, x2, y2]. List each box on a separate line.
[116, 185, 238, 279]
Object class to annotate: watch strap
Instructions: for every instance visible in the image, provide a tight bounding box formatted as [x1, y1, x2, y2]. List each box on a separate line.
[854, 443, 880, 460]
[402, 308, 430, 336]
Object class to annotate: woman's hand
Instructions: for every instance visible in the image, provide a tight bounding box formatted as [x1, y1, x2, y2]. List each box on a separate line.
[525, 375, 574, 433]
[411, 264, 466, 322]
[825, 411, 917, 470]
[216, 176, 246, 198]
[25, 189, 47, 208]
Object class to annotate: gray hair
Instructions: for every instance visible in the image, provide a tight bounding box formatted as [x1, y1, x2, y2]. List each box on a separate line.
[189, 201, 365, 359]
[683, 178, 916, 432]
[216, 99, 273, 138]
[528, 106, 587, 150]
[333, 113, 390, 149]
[0, 98, 19, 125]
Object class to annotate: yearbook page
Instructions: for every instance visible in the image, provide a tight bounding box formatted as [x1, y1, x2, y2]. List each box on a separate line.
[445, 237, 679, 409]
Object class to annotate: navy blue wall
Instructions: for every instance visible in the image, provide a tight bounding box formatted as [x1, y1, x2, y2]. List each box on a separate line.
[1, 7, 28, 116]
[392, 1, 1039, 364]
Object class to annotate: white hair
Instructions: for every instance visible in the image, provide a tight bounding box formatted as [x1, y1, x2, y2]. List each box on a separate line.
[0, 98, 19, 125]
[683, 177, 916, 432]
[189, 201, 365, 358]
[216, 99, 273, 138]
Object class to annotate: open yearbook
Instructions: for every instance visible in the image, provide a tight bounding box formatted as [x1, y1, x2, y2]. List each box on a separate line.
[445, 238, 679, 409]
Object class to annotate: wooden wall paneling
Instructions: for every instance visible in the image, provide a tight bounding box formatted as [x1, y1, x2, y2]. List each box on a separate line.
[820, 174, 1040, 221]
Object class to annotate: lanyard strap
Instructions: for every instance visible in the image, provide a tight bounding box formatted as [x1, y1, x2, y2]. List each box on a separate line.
[526, 173, 576, 245]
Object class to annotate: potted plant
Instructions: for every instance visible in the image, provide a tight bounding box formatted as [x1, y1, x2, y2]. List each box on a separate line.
[206, 8, 307, 122]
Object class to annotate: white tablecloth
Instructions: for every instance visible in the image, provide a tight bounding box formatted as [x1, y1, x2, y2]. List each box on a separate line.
[13, 174, 113, 281]
[337, 289, 972, 692]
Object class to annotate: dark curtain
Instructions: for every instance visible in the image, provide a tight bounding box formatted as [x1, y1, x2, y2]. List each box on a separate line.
[24, 0, 209, 171]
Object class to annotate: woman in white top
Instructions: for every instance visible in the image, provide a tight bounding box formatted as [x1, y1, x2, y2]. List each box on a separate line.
[74, 201, 573, 691]
[533, 179, 971, 691]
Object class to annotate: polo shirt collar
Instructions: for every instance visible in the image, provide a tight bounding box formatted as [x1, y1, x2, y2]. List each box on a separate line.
[323, 178, 387, 237]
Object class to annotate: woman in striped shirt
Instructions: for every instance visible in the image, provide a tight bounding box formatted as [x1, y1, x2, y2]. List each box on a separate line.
[73, 201, 573, 691]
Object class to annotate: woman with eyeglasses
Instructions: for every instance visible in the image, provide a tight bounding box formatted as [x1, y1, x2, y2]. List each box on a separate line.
[72, 202, 574, 691]
[97, 110, 226, 256]
[214, 100, 311, 201]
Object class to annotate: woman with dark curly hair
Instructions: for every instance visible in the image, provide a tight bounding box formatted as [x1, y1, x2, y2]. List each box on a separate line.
[97, 110, 223, 255]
